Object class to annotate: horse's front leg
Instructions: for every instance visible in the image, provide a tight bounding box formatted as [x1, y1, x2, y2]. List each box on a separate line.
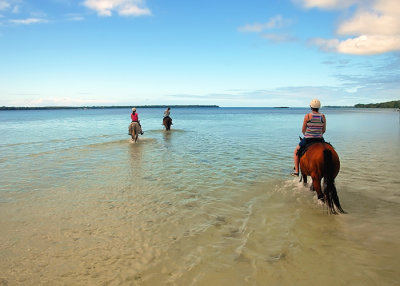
[302, 173, 308, 187]
[300, 173, 307, 187]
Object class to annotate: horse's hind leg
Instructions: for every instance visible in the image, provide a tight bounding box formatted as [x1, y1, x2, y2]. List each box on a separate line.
[312, 177, 324, 200]
[131, 129, 137, 142]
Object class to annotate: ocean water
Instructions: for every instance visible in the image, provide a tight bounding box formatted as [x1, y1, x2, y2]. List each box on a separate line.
[0, 107, 399, 285]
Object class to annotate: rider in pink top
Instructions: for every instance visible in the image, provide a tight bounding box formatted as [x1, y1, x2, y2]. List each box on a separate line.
[131, 111, 139, 122]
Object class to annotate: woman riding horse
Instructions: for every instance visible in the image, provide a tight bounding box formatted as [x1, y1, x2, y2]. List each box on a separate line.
[163, 107, 172, 131]
[292, 99, 345, 214]
[291, 99, 326, 176]
[128, 107, 143, 143]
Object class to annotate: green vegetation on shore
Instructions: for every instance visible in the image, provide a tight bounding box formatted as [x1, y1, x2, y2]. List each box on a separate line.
[2, 101, 399, 110]
[354, 100, 400, 108]
[0, 105, 219, 111]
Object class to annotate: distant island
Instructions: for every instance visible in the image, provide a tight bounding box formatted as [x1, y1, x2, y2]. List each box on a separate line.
[0, 105, 219, 110]
[325, 100, 400, 109]
[354, 100, 399, 108]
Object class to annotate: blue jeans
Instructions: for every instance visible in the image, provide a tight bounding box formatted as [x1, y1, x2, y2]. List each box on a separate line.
[299, 137, 324, 148]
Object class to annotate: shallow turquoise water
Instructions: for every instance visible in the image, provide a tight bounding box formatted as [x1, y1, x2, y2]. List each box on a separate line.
[1, 107, 399, 285]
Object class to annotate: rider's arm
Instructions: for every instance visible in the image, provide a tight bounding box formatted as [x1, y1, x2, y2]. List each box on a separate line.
[322, 115, 326, 134]
[301, 114, 309, 135]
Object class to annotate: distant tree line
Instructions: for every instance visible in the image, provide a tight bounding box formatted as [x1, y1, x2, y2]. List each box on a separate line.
[354, 100, 400, 108]
[0, 105, 219, 110]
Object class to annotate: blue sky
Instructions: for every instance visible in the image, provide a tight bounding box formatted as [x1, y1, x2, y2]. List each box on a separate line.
[0, 0, 399, 107]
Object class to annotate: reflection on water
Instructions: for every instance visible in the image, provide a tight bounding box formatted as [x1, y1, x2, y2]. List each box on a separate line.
[163, 131, 172, 141]
[0, 108, 399, 285]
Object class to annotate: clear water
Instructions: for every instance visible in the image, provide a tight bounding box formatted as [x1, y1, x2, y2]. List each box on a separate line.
[1, 107, 399, 285]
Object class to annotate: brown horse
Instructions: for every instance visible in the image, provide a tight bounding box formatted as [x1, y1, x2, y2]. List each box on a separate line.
[300, 142, 345, 214]
[163, 116, 172, 131]
[129, 122, 142, 143]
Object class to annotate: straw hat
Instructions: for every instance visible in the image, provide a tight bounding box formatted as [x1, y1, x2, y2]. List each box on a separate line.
[310, 99, 321, 109]
[132, 107, 136, 112]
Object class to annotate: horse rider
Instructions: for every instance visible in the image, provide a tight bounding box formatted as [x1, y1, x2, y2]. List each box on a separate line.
[129, 107, 143, 142]
[164, 107, 171, 118]
[291, 99, 326, 176]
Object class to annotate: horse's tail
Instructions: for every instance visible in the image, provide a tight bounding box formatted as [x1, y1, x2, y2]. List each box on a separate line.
[323, 149, 346, 214]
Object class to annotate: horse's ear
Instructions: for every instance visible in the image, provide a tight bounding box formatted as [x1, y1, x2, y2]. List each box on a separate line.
[299, 136, 302, 141]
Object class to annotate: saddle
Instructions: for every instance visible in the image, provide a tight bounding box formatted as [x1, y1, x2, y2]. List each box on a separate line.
[297, 138, 330, 158]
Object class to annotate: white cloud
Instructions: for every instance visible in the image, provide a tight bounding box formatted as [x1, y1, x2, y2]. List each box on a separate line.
[338, 9, 399, 36]
[312, 35, 400, 55]
[295, 0, 358, 9]
[238, 15, 288, 33]
[337, 35, 400, 55]
[9, 18, 48, 24]
[68, 16, 85, 21]
[65, 13, 85, 21]
[11, 4, 19, 13]
[83, 0, 151, 17]
[310, 38, 340, 52]
[0, 1, 10, 11]
[118, 4, 150, 16]
[299, 0, 400, 54]
[238, 15, 296, 43]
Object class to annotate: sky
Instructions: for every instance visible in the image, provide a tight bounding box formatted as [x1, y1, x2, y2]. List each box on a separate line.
[0, 0, 399, 107]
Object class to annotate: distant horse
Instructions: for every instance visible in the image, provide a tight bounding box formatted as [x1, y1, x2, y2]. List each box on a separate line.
[163, 116, 172, 131]
[299, 142, 346, 214]
[129, 122, 142, 143]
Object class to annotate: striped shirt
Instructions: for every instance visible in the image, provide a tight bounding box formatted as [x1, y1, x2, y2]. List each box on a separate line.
[304, 113, 324, 138]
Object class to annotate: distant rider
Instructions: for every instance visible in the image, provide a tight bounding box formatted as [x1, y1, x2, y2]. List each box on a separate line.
[129, 107, 143, 142]
[162, 107, 173, 131]
[291, 99, 326, 176]
[164, 107, 171, 118]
